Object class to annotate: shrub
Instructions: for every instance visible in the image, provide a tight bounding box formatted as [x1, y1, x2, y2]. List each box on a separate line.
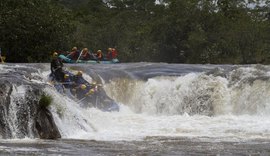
[39, 94, 53, 108]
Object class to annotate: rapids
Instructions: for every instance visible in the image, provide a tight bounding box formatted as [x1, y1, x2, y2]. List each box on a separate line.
[1, 63, 270, 142]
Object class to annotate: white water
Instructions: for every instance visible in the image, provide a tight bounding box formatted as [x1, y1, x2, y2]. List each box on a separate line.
[8, 85, 27, 138]
[2, 64, 270, 141]
[40, 66, 270, 141]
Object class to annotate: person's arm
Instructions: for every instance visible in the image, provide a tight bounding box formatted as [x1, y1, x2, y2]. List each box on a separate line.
[59, 59, 63, 67]
[91, 53, 97, 60]
[67, 52, 74, 59]
[50, 61, 54, 73]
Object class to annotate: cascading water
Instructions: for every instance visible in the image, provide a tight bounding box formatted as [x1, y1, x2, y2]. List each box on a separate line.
[0, 64, 59, 139]
[104, 65, 270, 116]
[105, 74, 229, 116]
[8, 85, 29, 138]
[39, 63, 270, 141]
[2, 63, 270, 142]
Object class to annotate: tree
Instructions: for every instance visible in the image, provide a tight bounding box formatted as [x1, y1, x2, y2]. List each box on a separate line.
[0, 0, 75, 62]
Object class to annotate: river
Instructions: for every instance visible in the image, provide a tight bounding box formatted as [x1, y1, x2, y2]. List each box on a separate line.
[1, 63, 270, 155]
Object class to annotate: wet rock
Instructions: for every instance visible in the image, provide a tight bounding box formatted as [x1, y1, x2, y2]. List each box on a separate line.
[0, 82, 12, 139]
[0, 65, 61, 139]
[36, 108, 61, 139]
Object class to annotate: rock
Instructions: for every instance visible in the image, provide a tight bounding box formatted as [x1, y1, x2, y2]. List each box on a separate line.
[35, 108, 61, 139]
[0, 65, 61, 139]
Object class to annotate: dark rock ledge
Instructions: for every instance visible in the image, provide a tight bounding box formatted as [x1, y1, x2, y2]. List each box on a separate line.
[0, 65, 60, 139]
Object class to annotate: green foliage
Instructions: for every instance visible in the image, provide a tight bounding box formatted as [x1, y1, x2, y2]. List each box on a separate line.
[0, 0, 75, 62]
[1, 0, 270, 64]
[39, 94, 53, 108]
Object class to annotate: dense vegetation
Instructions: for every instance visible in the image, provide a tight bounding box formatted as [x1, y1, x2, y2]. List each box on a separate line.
[1, 0, 270, 64]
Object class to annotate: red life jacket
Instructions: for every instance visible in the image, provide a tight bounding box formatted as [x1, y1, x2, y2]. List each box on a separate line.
[81, 52, 90, 60]
[97, 53, 103, 60]
[68, 50, 80, 60]
[111, 49, 117, 58]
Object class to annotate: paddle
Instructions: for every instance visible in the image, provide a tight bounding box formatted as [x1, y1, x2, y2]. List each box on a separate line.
[76, 50, 84, 63]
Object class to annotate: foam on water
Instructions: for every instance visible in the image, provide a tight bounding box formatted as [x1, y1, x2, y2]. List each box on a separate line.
[49, 99, 270, 141]
[4, 64, 268, 141]
[41, 66, 270, 141]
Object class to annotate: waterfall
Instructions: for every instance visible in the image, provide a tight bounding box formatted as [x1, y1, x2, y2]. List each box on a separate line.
[105, 66, 270, 116]
[2, 63, 270, 141]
